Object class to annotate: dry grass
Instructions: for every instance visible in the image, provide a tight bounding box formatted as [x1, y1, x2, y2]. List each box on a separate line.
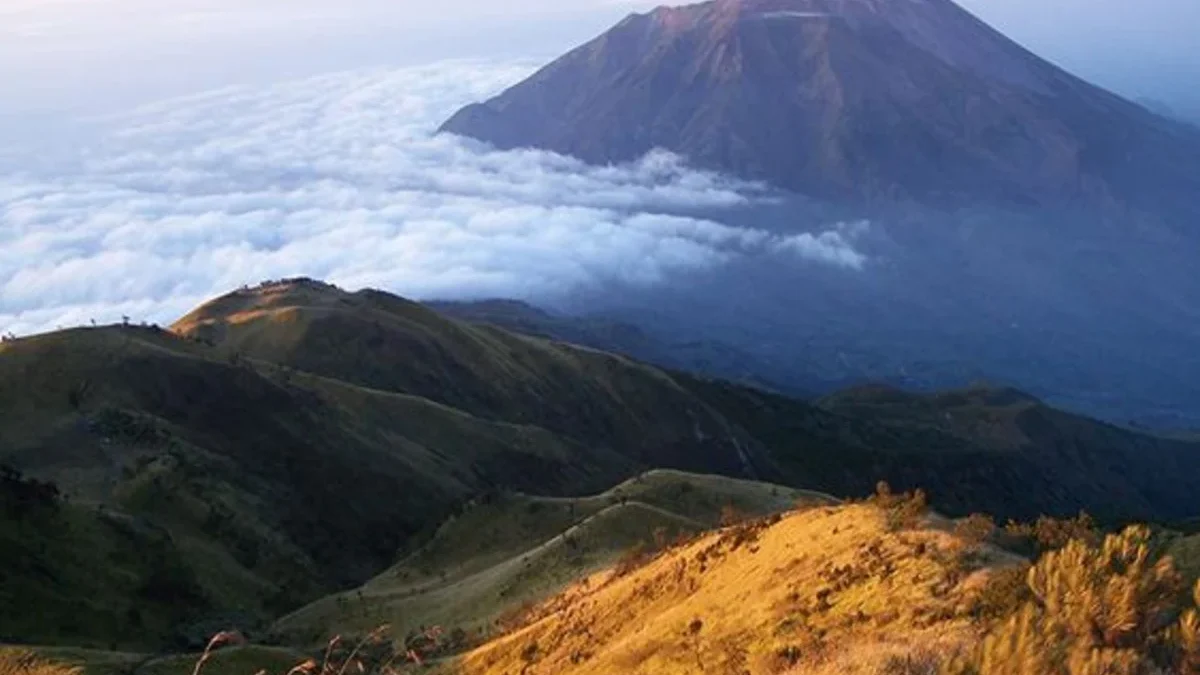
[443, 503, 991, 675]
[0, 651, 81, 675]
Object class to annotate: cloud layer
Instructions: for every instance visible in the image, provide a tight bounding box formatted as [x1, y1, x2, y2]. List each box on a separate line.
[0, 60, 868, 336]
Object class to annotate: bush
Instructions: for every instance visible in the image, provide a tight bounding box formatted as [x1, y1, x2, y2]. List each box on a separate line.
[950, 525, 1200, 675]
[1000, 512, 1098, 557]
[613, 543, 652, 577]
[955, 514, 997, 547]
[0, 651, 81, 675]
[967, 565, 1033, 621]
[869, 482, 928, 532]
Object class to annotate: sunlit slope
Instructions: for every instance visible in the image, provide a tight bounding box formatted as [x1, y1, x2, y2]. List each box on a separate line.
[445, 502, 1014, 675]
[272, 470, 835, 648]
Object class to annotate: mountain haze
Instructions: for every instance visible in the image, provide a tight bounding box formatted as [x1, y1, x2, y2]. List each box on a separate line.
[441, 0, 1200, 214]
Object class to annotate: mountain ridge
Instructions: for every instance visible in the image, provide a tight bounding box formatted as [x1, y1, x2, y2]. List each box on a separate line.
[6, 278, 1200, 651]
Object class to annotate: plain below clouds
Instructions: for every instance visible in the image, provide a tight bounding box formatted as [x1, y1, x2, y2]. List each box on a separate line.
[0, 61, 869, 336]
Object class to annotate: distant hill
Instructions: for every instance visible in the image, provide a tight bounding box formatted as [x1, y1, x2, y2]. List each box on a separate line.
[427, 298, 815, 396]
[173, 280, 772, 479]
[441, 0, 1200, 217]
[5, 278, 1200, 651]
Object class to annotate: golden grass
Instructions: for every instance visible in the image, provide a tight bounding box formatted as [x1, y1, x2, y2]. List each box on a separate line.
[443, 503, 1002, 675]
[0, 650, 81, 675]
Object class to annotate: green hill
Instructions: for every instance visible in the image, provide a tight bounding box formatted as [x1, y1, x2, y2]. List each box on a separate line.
[172, 280, 771, 479]
[270, 470, 835, 650]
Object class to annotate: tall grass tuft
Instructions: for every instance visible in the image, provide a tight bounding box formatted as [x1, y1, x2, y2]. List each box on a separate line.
[0, 651, 81, 675]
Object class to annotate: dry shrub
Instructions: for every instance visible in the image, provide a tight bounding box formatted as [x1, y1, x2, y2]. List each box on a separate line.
[720, 503, 747, 527]
[949, 525, 1200, 675]
[496, 600, 539, 636]
[966, 564, 1033, 621]
[955, 514, 997, 548]
[613, 542, 653, 578]
[184, 626, 440, 675]
[870, 482, 929, 532]
[1000, 512, 1098, 557]
[0, 651, 81, 675]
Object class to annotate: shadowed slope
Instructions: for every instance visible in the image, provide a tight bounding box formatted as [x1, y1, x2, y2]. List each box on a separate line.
[0, 325, 628, 648]
[173, 279, 773, 479]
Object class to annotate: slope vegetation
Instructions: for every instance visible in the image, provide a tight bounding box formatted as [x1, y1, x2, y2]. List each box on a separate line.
[272, 470, 835, 649]
[173, 279, 770, 479]
[442, 501, 1007, 675]
[6, 278, 1200, 652]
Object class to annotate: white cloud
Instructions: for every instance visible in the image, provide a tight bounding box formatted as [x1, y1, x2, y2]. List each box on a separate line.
[774, 221, 870, 270]
[0, 61, 867, 337]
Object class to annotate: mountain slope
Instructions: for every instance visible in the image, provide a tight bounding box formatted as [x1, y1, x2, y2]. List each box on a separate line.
[439, 502, 1015, 675]
[173, 279, 772, 479]
[7, 279, 1200, 651]
[0, 325, 628, 647]
[441, 0, 1200, 214]
[272, 470, 835, 649]
[426, 299, 806, 395]
[687, 377, 1200, 523]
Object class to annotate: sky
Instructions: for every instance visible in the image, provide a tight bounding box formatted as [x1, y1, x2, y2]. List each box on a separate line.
[0, 0, 1197, 336]
[1, 0, 1198, 119]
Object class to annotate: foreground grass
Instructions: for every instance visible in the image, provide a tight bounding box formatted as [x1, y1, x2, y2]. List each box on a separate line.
[0, 650, 81, 675]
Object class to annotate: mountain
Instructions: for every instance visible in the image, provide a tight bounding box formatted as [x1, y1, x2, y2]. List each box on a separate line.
[440, 0, 1200, 214]
[6, 278, 1200, 652]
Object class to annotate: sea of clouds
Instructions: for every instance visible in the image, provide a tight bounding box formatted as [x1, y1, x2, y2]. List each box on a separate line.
[0, 60, 869, 336]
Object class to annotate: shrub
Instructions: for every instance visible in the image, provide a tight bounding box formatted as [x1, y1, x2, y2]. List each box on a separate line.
[613, 543, 652, 577]
[719, 503, 745, 527]
[1001, 512, 1098, 557]
[0, 651, 81, 675]
[869, 482, 928, 531]
[967, 565, 1033, 621]
[955, 514, 997, 548]
[950, 525, 1200, 675]
[876, 651, 942, 675]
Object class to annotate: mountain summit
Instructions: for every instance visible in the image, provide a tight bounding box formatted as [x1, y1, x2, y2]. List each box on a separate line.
[441, 0, 1200, 212]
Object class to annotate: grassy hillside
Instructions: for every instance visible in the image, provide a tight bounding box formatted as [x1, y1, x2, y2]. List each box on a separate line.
[0, 474, 210, 650]
[173, 280, 772, 479]
[0, 325, 632, 648]
[271, 470, 835, 649]
[440, 500, 1008, 675]
[687, 377, 1200, 523]
[7, 278, 1200, 655]
[437, 497, 1200, 675]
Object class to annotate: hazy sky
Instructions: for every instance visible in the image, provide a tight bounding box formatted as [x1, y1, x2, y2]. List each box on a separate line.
[1, 0, 1198, 120]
